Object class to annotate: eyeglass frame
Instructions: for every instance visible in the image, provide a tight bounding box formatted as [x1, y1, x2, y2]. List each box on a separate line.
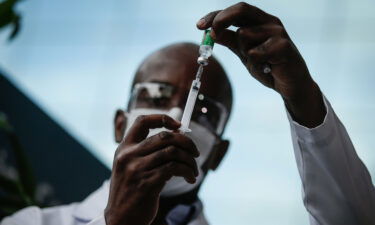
[127, 82, 229, 135]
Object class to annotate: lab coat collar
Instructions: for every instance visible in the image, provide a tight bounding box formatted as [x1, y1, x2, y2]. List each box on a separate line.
[166, 199, 203, 225]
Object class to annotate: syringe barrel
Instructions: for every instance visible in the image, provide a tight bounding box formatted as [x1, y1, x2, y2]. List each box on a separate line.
[180, 79, 201, 132]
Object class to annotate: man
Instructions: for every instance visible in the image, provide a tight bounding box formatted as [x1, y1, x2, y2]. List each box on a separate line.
[2, 42, 233, 225]
[2, 2, 375, 225]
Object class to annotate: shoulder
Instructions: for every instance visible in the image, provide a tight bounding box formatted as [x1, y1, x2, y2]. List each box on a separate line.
[1, 180, 110, 225]
[1, 203, 78, 225]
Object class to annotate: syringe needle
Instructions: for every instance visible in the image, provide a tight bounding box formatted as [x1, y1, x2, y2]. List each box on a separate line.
[196, 64, 204, 80]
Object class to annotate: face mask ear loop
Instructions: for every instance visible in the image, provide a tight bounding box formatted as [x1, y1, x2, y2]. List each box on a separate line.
[122, 111, 132, 138]
[202, 133, 221, 172]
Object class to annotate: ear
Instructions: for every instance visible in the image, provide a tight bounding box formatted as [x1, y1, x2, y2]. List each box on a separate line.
[209, 139, 230, 171]
[114, 109, 127, 143]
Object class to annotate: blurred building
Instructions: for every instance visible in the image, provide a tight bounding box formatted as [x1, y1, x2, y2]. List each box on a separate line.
[0, 70, 110, 206]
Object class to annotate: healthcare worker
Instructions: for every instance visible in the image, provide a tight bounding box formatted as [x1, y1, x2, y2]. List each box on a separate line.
[2, 2, 375, 225]
[2, 41, 233, 225]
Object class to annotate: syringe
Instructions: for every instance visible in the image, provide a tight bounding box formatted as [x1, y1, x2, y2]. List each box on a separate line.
[179, 30, 214, 133]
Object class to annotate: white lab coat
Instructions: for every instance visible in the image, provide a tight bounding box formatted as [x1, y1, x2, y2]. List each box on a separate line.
[2, 96, 374, 225]
[288, 96, 375, 225]
[1, 180, 209, 225]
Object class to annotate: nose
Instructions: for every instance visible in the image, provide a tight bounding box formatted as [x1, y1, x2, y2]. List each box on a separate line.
[168, 91, 189, 110]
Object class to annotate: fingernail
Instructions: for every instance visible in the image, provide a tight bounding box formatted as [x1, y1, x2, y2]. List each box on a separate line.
[185, 177, 196, 184]
[175, 120, 181, 126]
[196, 18, 206, 27]
[158, 131, 172, 140]
[210, 30, 216, 39]
[170, 117, 181, 127]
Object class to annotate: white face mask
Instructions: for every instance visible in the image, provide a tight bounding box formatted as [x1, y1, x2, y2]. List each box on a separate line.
[124, 107, 218, 197]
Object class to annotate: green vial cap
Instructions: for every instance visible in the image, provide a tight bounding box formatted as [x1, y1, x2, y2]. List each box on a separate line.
[201, 30, 215, 47]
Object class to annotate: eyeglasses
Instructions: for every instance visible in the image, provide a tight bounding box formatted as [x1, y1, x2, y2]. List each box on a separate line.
[128, 82, 228, 135]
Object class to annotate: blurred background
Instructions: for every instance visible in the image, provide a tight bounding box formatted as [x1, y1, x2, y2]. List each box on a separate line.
[0, 0, 375, 224]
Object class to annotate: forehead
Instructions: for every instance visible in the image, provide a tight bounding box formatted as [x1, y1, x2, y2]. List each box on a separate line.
[135, 54, 223, 102]
[140, 58, 194, 89]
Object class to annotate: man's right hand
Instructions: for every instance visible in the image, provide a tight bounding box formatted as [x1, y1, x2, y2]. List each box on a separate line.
[197, 2, 326, 128]
[104, 114, 199, 225]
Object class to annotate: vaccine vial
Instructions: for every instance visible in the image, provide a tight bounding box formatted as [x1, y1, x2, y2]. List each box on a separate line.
[197, 30, 215, 66]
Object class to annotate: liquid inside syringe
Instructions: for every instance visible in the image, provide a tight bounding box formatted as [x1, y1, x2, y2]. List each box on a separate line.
[179, 30, 214, 133]
[179, 65, 204, 133]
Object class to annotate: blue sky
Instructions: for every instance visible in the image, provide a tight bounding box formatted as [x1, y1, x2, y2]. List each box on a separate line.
[1, 0, 375, 224]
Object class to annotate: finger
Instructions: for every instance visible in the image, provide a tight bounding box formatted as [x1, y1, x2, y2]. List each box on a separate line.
[248, 37, 295, 65]
[137, 131, 199, 157]
[211, 2, 279, 37]
[211, 28, 240, 56]
[197, 10, 221, 29]
[237, 24, 286, 57]
[142, 146, 199, 176]
[196, 10, 238, 52]
[125, 114, 181, 144]
[243, 37, 296, 88]
[243, 57, 275, 89]
[152, 162, 197, 184]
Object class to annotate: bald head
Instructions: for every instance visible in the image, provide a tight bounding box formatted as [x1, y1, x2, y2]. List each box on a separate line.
[131, 42, 233, 128]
